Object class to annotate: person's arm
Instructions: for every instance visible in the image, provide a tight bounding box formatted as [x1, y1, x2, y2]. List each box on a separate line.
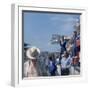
[66, 57, 72, 68]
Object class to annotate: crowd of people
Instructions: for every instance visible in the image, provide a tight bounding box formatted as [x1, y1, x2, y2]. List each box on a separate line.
[24, 28, 80, 77]
[58, 28, 80, 76]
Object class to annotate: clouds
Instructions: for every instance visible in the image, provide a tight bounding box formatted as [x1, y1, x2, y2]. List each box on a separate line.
[50, 14, 79, 23]
[49, 14, 80, 35]
[24, 12, 80, 52]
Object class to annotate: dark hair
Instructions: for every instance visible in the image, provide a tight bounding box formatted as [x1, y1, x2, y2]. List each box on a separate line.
[63, 51, 69, 58]
[49, 56, 53, 61]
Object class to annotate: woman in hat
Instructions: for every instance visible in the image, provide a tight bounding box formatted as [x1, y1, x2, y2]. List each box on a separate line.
[24, 47, 41, 77]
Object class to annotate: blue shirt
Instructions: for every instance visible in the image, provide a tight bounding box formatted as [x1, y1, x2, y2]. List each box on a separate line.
[48, 61, 56, 72]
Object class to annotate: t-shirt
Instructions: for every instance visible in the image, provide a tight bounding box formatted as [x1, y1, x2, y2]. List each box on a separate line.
[61, 56, 72, 69]
[48, 61, 57, 72]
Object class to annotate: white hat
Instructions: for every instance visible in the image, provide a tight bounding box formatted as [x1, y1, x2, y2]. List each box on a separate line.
[26, 47, 40, 60]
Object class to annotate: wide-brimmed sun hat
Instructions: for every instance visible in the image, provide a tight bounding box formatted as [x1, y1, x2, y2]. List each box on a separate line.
[26, 47, 40, 60]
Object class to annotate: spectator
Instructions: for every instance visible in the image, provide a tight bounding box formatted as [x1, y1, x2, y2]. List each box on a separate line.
[60, 36, 67, 55]
[55, 56, 61, 75]
[48, 56, 57, 76]
[61, 51, 72, 75]
[66, 39, 73, 57]
[24, 47, 41, 77]
[72, 31, 78, 56]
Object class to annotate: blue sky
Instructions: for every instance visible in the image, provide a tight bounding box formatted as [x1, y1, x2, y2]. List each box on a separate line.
[23, 11, 80, 52]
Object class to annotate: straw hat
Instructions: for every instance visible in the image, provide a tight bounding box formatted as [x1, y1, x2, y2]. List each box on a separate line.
[26, 47, 40, 60]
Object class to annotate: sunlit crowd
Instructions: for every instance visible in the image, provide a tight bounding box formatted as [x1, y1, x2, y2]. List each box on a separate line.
[24, 26, 80, 77]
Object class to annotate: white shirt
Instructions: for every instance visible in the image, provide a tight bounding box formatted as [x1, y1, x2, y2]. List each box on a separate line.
[24, 60, 38, 77]
[61, 56, 72, 69]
